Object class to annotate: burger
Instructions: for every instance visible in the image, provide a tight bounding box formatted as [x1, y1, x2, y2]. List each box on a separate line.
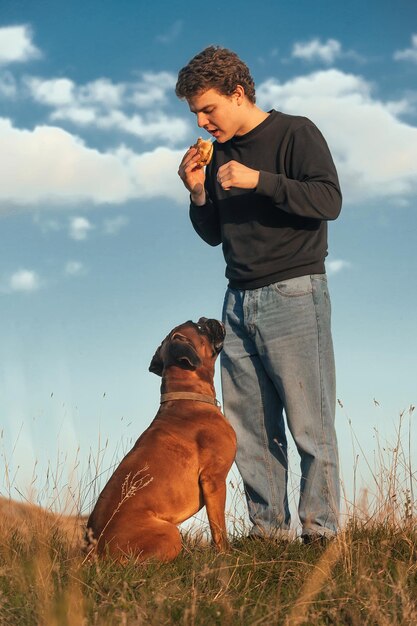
[194, 137, 213, 168]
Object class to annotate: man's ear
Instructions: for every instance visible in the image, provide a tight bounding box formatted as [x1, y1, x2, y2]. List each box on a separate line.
[149, 345, 163, 376]
[168, 341, 202, 371]
[234, 84, 245, 104]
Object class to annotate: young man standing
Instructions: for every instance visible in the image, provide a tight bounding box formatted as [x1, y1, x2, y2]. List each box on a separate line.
[176, 46, 341, 543]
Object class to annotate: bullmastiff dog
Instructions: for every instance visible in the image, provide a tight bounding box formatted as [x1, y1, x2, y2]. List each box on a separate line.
[86, 317, 236, 562]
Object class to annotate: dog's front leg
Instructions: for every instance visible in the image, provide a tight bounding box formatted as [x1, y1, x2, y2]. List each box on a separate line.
[199, 474, 229, 551]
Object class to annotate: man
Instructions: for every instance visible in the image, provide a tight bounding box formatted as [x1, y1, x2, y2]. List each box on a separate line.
[176, 46, 341, 543]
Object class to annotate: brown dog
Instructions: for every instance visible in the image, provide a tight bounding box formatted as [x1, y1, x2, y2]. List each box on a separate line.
[86, 318, 236, 562]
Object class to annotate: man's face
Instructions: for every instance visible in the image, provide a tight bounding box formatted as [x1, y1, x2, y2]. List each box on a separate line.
[187, 87, 245, 143]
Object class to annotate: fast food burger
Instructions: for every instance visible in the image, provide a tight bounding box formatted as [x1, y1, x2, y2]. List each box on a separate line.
[194, 137, 213, 168]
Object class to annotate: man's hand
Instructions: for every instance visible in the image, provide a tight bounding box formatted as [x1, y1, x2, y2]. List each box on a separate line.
[217, 161, 260, 191]
[178, 147, 206, 206]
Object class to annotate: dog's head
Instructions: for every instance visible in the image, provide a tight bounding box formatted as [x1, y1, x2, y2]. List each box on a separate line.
[148, 318, 225, 377]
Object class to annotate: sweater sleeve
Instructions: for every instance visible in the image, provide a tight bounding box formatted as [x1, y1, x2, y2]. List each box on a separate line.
[189, 197, 222, 246]
[256, 123, 342, 220]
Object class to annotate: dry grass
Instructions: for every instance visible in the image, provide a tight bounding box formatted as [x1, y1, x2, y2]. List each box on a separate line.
[1, 513, 416, 625]
[0, 406, 416, 625]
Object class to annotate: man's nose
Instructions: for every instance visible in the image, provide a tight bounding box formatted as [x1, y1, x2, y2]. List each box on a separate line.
[196, 113, 207, 128]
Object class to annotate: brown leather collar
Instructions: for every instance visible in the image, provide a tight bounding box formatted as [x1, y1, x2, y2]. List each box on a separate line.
[160, 392, 220, 407]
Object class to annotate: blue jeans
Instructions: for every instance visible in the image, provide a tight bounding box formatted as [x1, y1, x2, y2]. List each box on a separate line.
[221, 274, 339, 539]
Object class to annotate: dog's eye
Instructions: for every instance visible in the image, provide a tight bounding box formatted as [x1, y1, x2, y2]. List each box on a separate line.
[196, 324, 203, 332]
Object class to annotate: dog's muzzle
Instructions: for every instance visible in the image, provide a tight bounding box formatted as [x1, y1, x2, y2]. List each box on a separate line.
[196, 317, 225, 354]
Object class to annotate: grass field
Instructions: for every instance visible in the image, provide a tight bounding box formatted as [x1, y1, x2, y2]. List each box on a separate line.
[0, 406, 415, 625]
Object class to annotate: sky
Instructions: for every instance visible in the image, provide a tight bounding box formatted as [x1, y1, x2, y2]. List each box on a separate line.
[0, 0, 416, 525]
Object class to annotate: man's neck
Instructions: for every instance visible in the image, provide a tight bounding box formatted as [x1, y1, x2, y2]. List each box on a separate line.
[235, 105, 270, 137]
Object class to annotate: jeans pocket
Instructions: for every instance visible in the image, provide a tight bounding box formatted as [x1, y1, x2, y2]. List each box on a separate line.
[271, 275, 313, 297]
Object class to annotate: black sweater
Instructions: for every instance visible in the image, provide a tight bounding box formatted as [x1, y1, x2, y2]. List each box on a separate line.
[189, 110, 342, 289]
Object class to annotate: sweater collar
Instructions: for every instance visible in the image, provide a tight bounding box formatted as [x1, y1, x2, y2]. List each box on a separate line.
[230, 109, 277, 146]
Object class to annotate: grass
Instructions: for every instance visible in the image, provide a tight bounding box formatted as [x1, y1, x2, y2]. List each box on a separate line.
[1, 517, 416, 625]
[0, 406, 416, 625]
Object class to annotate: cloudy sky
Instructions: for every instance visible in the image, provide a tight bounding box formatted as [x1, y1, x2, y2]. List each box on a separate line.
[1, 0, 416, 520]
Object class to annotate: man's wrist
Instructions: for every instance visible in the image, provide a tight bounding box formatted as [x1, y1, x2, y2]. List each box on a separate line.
[190, 191, 206, 206]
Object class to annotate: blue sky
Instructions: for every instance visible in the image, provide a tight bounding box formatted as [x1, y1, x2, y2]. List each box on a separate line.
[0, 0, 416, 521]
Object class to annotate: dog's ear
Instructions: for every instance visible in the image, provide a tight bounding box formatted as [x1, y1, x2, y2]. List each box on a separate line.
[168, 341, 202, 371]
[149, 344, 163, 376]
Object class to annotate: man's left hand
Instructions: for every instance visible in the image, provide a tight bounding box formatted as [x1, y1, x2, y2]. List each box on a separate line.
[217, 161, 260, 191]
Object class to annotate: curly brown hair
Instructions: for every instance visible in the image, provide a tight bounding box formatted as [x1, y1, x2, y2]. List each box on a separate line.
[175, 46, 256, 103]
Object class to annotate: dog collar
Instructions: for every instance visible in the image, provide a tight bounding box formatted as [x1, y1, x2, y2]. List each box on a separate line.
[160, 392, 220, 407]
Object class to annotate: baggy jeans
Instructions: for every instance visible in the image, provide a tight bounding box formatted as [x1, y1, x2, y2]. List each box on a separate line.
[221, 274, 340, 538]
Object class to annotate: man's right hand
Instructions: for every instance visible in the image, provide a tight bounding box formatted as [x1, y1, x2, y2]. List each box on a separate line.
[178, 147, 206, 206]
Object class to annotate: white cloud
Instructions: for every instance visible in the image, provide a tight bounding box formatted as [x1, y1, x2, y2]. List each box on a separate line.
[257, 69, 417, 204]
[113, 145, 187, 202]
[25, 72, 178, 111]
[6, 66, 416, 210]
[51, 105, 97, 125]
[292, 38, 342, 64]
[65, 260, 85, 276]
[394, 34, 417, 63]
[80, 78, 125, 108]
[326, 259, 351, 275]
[26, 73, 187, 143]
[291, 38, 364, 65]
[9, 269, 41, 292]
[103, 215, 129, 235]
[384, 98, 415, 116]
[51, 108, 189, 143]
[97, 110, 188, 143]
[130, 72, 176, 108]
[69, 216, 93, 240]
[0, 25, 41, 65]
[26, 76, 125, 108]
[0, 118, 135, 204]
[0, 117, 187, 206]
[26, 77, 75, 106]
